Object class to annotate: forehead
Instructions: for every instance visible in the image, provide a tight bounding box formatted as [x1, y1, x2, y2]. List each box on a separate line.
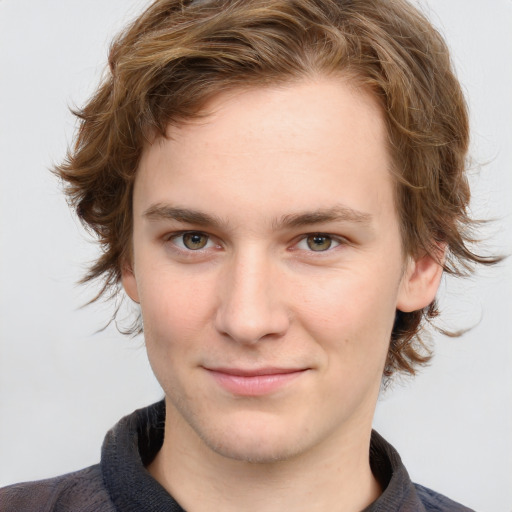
[135, 76, 395, 228]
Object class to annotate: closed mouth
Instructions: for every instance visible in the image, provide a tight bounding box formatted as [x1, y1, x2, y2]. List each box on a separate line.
[203, 367, 308, 396]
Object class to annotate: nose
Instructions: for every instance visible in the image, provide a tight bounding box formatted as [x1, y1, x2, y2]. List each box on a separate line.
[214, 249, 290, 345]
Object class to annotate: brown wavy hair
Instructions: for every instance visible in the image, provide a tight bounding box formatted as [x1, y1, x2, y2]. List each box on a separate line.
[56, 0, 499, 377]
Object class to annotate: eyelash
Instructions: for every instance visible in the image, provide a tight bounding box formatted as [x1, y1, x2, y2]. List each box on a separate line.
[164, 231, 347, 255]
[294, 234, 343, 252]
[166, 231, 218, 252]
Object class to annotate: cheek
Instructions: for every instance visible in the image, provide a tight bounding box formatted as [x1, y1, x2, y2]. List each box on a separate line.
[293, 268, 399, 360]
[137, 270, 216, 356]
[139, 281, 212, 396]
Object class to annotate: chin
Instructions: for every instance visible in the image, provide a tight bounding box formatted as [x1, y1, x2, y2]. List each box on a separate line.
[203, 433, 302, 464]
[195, 414, 311, 464]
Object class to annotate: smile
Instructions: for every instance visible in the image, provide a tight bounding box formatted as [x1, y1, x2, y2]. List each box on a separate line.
[204, 367, 308, 396]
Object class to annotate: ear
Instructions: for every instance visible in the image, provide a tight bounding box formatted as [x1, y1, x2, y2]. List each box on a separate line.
[396, 248, 445, 312]
[121, 262, 140, 304]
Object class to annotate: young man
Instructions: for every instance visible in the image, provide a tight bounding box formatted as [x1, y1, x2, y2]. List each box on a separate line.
[1, 0, 504, 510]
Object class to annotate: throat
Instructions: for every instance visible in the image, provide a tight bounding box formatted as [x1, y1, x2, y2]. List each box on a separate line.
[147, 423, 382, 512]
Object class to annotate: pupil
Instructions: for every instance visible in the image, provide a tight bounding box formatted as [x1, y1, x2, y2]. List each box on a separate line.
[308, 235, 331, 251]
[184, 232, 207, 249]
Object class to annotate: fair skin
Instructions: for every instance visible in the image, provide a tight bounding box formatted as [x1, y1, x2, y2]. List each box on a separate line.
[122, 76, 443, 512]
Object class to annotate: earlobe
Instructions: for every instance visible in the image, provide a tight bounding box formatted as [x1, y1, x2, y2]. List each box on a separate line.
[396, 249, 445, 313]
[121, 264, 140, 304]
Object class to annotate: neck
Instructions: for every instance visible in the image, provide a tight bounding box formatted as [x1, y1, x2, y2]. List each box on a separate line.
[148, 403, 381, 512]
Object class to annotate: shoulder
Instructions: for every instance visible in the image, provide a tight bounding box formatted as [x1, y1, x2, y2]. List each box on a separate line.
[0, 465, 116, 512]
[414, 483, 476, 512]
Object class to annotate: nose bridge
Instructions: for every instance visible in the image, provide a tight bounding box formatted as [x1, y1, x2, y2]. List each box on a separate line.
[215, 244, 289, 344]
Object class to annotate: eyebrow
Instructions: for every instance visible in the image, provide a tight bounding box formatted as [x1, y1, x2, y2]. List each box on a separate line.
[142, 204, 372, 230]
[143, 205, 225, 228]
[274, 206, 372, 229]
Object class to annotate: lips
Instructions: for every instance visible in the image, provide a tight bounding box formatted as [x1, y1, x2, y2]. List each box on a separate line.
[204, 367, 307, 396]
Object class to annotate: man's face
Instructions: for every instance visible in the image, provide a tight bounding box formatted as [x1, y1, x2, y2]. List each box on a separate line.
[123, 76, 436, 463]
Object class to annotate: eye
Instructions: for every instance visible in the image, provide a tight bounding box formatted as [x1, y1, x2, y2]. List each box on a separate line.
[296, 233, 341, 252]
[172, 231, 212, 250]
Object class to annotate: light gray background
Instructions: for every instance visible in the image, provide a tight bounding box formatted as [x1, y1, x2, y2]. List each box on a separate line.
[0, 1, 511, 510]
